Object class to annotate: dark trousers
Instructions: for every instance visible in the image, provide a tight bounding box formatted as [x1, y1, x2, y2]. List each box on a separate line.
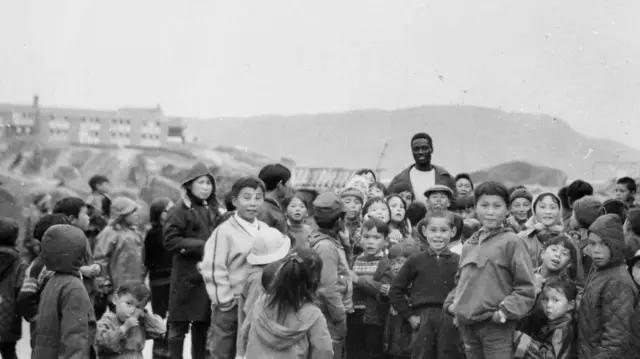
[151, 283, 171, 359]
[459, 321, 516, 359]
[0, 342, 17, 359]
[411, 307, 462, 359]
[207, 305, 238, 359]
[326, 313, 347, 359]
[168, 321, 210, 359]
[347, 311, 386, 359]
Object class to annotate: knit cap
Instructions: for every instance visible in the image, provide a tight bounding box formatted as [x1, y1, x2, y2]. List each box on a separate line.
[344, 175, 369, 203]
[340, 187, 365, 204]
[313, 192, 345, 224]
[111, 196, 138, 217]
[247, 227, 291, 265]
[628, 208, 640, 236]
[572, 196, 603, 229]
[509, 188, 533, 204]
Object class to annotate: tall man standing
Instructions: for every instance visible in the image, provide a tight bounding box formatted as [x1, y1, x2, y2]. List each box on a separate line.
[388, 132, 456, 207]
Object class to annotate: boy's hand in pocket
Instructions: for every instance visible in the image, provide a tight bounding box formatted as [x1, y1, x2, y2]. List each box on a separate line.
[408, 315, 421, 329]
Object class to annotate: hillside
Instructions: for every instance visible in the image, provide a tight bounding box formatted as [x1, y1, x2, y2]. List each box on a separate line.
[470, 161, 568, 187]
[187, 106, 640, 181]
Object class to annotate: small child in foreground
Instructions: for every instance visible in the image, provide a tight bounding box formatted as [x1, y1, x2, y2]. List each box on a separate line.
[445, 181, 535, 359]
[96, 282, 166, 359]
[389, 212, 462, 359]
[241, 249, 333, 359]
[519, 236, 578, 337]
[347, 218, 390, 359]
[32, 224, 96, 359]
[513, 277, 577, 359]
[577, 214, 637, 359]
[376, 243, 420, 359]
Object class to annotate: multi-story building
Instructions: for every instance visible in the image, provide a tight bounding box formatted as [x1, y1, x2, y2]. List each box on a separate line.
[0, 96, 186, 148]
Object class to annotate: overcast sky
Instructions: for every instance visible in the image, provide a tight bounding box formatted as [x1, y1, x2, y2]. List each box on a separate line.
[0, 0, 638, 149]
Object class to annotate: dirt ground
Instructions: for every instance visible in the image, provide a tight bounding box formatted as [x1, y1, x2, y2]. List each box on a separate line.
[17, 319, 193, 358]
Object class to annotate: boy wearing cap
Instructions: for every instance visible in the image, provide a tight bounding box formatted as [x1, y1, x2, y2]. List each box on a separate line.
[341, 186, 365, 262]
[93, 197, 144, 293]
[308, 191, 354, 359]
[424, 185, 464, 242]
[507, 188, 533, 233]
[568, 196, 603, 281]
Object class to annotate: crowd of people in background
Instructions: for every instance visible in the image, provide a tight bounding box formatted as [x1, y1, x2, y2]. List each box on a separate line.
[1, 131, 640, 359]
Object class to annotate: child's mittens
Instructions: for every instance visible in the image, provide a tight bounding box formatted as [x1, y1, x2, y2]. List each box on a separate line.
[388, 229, 403, 244]
[490, 310, 507, 324]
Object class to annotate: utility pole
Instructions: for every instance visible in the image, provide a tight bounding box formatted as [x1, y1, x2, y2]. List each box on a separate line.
[375, 142, 388, 177]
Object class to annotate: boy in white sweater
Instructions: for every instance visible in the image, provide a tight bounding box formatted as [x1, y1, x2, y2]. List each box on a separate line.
[199, 177, 268, 359]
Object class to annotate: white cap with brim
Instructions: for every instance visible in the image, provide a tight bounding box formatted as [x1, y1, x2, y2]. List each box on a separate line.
[247, 227, 292, 266]
[424, 184, 454, 199]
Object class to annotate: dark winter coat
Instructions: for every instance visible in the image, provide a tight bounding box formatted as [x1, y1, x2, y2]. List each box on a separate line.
[32, 224, 96, 359]
[388, 164, 456, 197]
[0, 247, 26, 343]
[577, 214, 638, 359]
[163, 163, 220, 322]
[258, 197, 287, 234]
[144, 223, 173, 287]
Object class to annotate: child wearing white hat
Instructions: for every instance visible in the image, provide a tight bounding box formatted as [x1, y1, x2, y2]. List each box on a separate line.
[236, 227, 291, 356]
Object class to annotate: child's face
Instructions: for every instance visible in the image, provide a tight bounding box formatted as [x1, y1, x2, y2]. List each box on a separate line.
[361, 227, 385, 255]
[475, 195, 508, 230]
[421, 217, 455, 252]
[427, 192, 450, 212]
[286, 197, 308, 223]
[342, 196, 362, 221]
[73, 206, 91, 231]
[398, 191, 414, 207]
[387, 197, 406, 223]
[615, 184, 633, 203]
[367, 201, 390, 223]
[541, 244, 572, 274]
[233, 187, 265, 222]
[363, 172, 376, 187]
[390, 257, 408, 276]
[535, 195, 560, 227]
[370, 186, 384, 198]
[190, 176, 213, 200]
[542, 287, 574, 321]
[632, 263, 640, 286]
[460, 207, 475, 220]
[456, 179, 473, 197]
[124, 210, 139, 226]
[113, 293, 143, 322]
[97, 181, 111, 194]
[510, 198, 531, 222]
[587, 232, 612, 268]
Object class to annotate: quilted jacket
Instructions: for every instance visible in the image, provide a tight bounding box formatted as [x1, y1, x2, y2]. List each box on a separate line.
[577, 215, 638, 359]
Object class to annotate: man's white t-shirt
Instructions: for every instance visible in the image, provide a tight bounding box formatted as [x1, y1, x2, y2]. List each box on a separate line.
[410, 166, 436, 206]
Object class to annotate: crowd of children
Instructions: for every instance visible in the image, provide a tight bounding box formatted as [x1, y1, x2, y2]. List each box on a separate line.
[3, 135, 640, 359]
